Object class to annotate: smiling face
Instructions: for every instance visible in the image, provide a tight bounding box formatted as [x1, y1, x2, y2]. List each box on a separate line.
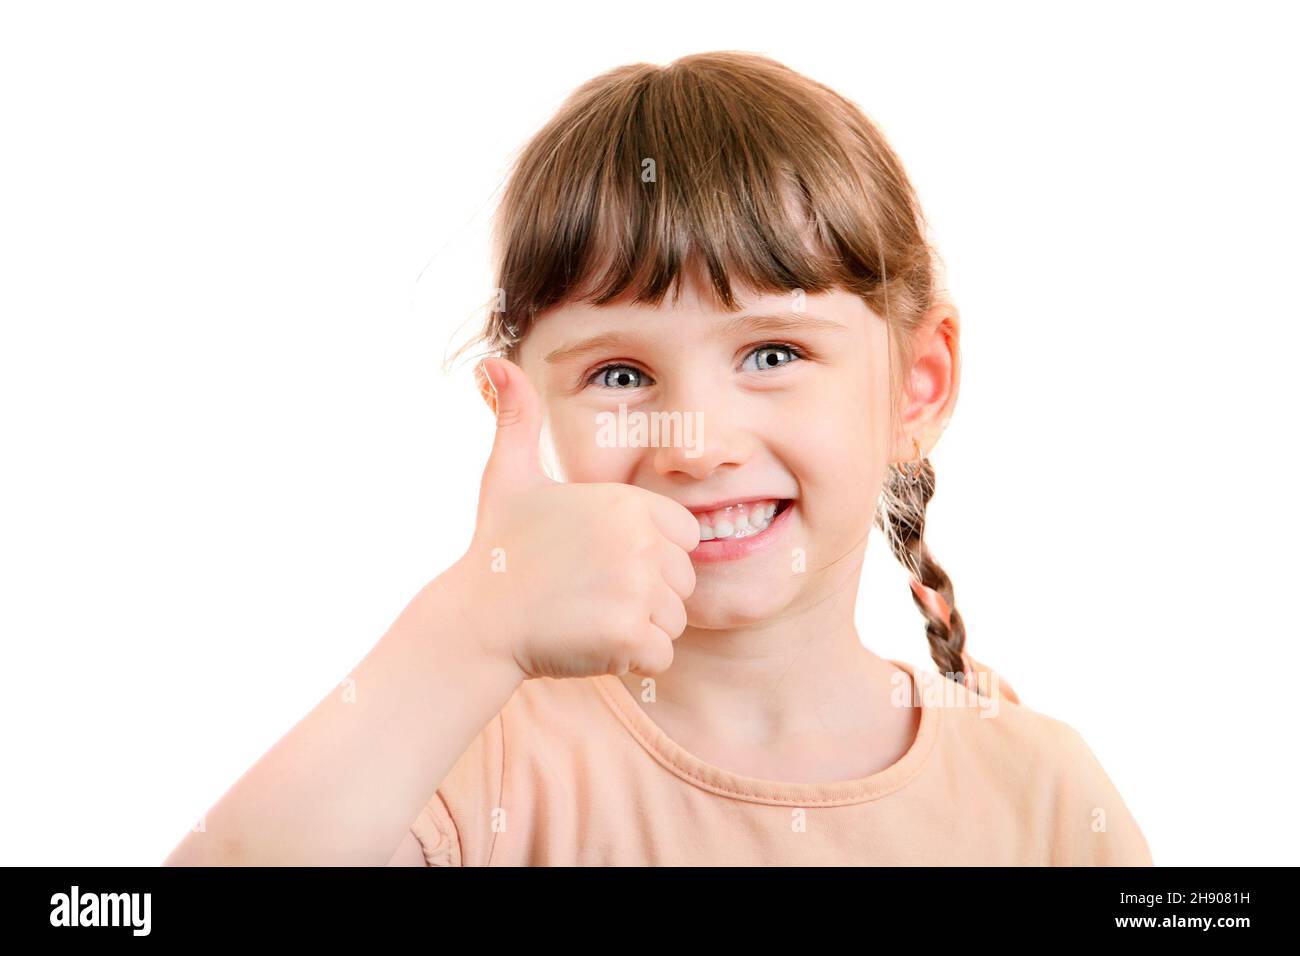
[511, 272, 953, 630]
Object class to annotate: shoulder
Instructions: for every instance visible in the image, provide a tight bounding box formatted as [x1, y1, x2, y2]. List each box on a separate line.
[929, 678, 1153, 865]
[409, 676, 607, 866]
[912, 665, 1077, 774]
[1039, 715, 1154, 865]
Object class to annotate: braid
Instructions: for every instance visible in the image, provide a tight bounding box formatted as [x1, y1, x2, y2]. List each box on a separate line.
[874, 454, 969, 686]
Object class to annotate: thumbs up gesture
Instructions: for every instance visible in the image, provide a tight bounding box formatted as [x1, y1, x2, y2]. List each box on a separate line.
[451, 358, 700, 680]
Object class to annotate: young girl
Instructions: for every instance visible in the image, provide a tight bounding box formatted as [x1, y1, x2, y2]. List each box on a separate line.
[164, 51, 1152, 867]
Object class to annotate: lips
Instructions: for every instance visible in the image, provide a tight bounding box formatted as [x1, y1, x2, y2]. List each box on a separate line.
[685, 497, 796, 563]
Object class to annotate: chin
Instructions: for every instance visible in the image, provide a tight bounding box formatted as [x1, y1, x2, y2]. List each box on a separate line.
[684, 572, 800, 629]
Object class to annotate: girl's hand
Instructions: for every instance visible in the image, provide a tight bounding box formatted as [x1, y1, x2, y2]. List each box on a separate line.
[449, 357, 700, 680]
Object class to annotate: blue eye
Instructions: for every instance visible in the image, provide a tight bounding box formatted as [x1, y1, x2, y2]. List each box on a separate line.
[742, 343, 803, 371]
[589, 364, 648, 389]
[587, 344, 803, 389]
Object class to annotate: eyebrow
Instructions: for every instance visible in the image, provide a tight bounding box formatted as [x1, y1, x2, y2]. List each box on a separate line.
[543, 312, 848, 364]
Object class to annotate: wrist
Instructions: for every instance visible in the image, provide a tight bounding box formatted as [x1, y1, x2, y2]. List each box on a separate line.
[425, 555, 527, 686]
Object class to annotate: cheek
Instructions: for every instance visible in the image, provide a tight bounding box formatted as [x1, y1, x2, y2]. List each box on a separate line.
[790, 369, 887, 451]
[545, 407, 639, 482]
[779, 377, 888, 512]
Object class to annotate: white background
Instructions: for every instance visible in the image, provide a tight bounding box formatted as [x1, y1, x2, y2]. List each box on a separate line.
[2, 0, 1295, 866]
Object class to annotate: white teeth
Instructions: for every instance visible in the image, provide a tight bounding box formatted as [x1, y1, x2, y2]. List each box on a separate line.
[694, 499, 785, 542]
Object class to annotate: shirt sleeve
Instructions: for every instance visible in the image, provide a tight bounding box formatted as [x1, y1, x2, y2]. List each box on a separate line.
[1048, 721, 1154, 866]
[410, 790, 461, 867]
[408, 712, 506, 867]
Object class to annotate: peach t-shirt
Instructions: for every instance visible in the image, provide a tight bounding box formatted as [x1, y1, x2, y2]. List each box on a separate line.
[409, 658, 1153, 866]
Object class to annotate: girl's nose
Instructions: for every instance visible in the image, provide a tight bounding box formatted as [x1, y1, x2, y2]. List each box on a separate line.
[650, 409, 754, 481]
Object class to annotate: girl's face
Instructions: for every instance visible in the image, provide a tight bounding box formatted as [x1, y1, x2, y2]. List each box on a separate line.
[514, 278, 935, 628]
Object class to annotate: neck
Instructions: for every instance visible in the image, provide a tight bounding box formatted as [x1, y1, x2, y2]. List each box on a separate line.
[615, 574, 910, 747]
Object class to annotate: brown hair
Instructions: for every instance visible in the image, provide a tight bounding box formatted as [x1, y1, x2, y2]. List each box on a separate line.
[451, 50, 975, 685]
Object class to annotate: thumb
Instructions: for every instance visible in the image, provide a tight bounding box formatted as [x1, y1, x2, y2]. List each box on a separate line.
[476, 357, 547, 497]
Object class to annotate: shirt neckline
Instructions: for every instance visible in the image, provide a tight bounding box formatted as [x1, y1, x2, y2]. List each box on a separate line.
[591, 657, 941, 807]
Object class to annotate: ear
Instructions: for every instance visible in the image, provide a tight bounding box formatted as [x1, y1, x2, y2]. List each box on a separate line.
[891, 300, 961, 462]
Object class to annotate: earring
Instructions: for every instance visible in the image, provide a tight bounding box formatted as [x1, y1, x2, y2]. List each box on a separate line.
[899, 436, 925, 485]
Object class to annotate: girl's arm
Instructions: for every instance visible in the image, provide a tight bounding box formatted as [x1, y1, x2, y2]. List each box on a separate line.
[161, 561, 525, 866]
[162, 357, 697, 866]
